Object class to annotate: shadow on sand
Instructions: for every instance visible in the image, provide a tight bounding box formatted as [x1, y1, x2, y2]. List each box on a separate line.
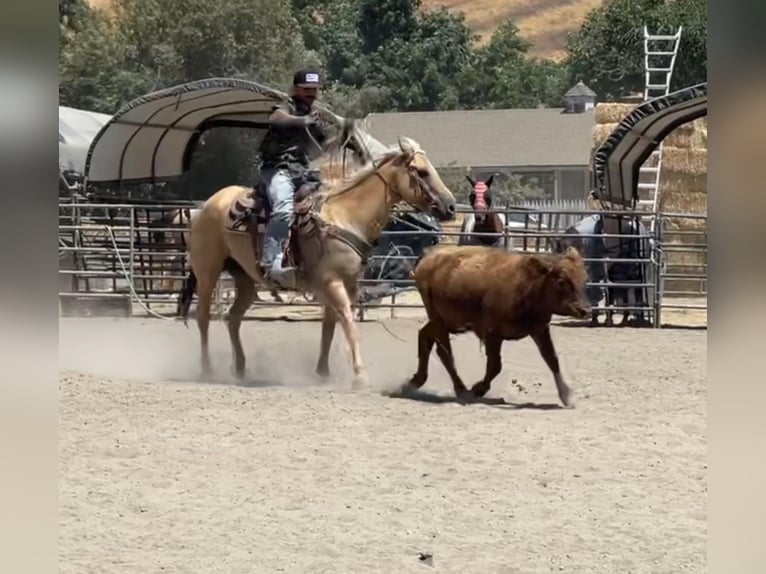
[233, 378, 286, 389]
[382, 388, 564, 410]
[162, 374, 286, 389]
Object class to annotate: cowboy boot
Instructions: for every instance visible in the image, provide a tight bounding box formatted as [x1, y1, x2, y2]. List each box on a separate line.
[261, 219, 299, 290]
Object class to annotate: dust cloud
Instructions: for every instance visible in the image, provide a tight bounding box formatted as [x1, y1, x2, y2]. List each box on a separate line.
[58, 317, 356, 388]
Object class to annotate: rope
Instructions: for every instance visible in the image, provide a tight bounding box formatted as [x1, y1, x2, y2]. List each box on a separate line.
[102, 225, 180, 323]
[379, 320, 408, 342]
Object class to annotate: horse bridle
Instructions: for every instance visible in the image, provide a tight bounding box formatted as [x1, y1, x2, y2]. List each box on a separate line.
[373, 150, 443, 214]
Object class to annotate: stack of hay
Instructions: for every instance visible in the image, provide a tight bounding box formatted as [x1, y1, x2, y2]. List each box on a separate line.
[592, 103, 708, 222]
[593, 103, 708, 298]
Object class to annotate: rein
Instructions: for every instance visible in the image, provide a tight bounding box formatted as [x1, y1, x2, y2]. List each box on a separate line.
[309, 150, 432, 265]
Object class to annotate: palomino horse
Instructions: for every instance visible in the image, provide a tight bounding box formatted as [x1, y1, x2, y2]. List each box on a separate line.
[179, 131, 457, 386]
[458, 174, 506, 247]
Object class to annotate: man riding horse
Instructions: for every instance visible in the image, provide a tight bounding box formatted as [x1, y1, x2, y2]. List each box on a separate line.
[258, 68, 358, 287]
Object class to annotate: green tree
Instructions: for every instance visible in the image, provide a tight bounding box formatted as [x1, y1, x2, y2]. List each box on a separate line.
[59, 0, 90, 45]
[59, 0, 315, 113]
[364, 6, 476, 111]
[59, 11, 154, 113]
[459, 20, 568, 109]
[565, 0, 707, 101]
[357, 0, 420, 54]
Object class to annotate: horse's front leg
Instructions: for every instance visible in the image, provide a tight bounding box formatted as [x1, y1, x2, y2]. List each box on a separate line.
[323, 279, 367, 389]
[316, 305, 337, 379]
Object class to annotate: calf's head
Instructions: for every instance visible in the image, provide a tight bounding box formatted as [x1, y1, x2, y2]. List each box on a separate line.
[536, 246, 592, 319]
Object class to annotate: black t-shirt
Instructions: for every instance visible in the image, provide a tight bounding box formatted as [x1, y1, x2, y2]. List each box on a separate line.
[259, 98, 328, 170]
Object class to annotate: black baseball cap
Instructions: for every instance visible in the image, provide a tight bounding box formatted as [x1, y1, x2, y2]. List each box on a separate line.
[293, 69, 322, 87]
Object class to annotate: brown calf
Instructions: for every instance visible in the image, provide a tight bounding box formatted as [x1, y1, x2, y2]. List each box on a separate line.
[404, 244, 592, 406]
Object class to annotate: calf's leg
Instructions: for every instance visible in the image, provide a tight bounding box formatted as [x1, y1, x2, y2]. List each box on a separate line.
[469, 335, 503, 398]
[433, 326, 468, 396]
[405, 320, 467, 396]
[531, 326, 573, 407]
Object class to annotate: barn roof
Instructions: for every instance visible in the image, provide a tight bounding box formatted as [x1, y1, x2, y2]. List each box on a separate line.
[83, 77, 386, 185]
[363, 108, 595, 170]
[565, 81, 597, 98]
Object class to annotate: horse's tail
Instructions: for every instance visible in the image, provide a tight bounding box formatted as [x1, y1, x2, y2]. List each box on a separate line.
[176, 270, 197, 325]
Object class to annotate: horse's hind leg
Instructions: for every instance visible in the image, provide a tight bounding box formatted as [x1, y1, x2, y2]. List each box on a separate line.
[195, 274, 216, 379]
[228, 271, 257, 379]
[316, 305, 337, 379]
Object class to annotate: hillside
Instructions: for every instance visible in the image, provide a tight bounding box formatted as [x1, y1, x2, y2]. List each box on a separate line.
[85, 0, 602, 60]
[423, 0, 603, 60]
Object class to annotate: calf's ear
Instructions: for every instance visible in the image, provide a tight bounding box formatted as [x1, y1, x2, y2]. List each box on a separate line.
[527, 256, 553, 277]
[564, 245, 581, 260]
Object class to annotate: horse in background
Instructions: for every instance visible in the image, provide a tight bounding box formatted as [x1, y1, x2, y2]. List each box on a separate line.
[554, 213, 654, 326]
[458, 174, 507, 248]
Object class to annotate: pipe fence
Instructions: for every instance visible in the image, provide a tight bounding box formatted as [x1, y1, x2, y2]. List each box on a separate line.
[58, 199, 707, 327]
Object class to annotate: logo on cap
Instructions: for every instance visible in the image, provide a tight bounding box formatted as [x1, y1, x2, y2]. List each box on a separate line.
[304, 73, 319, 83]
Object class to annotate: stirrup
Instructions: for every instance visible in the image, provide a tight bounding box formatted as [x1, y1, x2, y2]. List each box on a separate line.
[265, 266, 299, 290]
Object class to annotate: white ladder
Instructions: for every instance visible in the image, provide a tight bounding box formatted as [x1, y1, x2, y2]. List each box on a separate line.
[636, 25, 683, 219]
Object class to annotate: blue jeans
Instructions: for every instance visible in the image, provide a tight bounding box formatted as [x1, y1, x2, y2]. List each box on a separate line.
[261, 169, 295, 271]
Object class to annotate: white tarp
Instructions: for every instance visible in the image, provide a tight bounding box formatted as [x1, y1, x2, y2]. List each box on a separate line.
[59, 105, 112, 175]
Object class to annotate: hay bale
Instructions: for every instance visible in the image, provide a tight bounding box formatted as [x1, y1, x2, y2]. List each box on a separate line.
[666, 119, 707, 149]
[592, 123, 618, 147]
[661, 147, 707, 175]
[594, 103, 636, 124]
[659, 192, 708, 216]
[660, 173, 707, 195]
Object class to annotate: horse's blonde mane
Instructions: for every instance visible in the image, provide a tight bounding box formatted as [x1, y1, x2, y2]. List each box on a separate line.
[309, 127, 422, 199]
[320, 148, 405, 199]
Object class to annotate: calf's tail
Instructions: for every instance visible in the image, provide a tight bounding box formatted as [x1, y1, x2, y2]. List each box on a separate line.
[176, 270, 197, 325]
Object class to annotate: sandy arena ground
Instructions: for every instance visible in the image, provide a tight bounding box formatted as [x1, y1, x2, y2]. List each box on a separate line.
[59, 317, 706, 574]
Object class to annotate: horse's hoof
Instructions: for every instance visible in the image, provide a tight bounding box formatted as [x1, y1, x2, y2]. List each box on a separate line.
[316, 365, 331, 379]
[232, 367, 247, 381]
[469, 382, 490, 398]
[399, 381, 418, 395]
[557, 385, 574, 408]
[352, 372, 369, 390]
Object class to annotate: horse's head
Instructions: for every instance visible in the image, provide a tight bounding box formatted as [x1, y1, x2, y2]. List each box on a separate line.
[383, 136, 457, 222]
[466, 174, 495, 223]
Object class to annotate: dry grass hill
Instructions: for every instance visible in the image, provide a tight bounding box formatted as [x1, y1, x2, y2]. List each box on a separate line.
[85, 0, 603, 61]
[423, 0, 604, 59]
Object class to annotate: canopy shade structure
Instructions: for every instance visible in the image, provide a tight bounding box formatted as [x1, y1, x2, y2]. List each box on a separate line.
[83, 77, 361, 185]
[592, 82, 707, 207]
[59, 106, 112, 176]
